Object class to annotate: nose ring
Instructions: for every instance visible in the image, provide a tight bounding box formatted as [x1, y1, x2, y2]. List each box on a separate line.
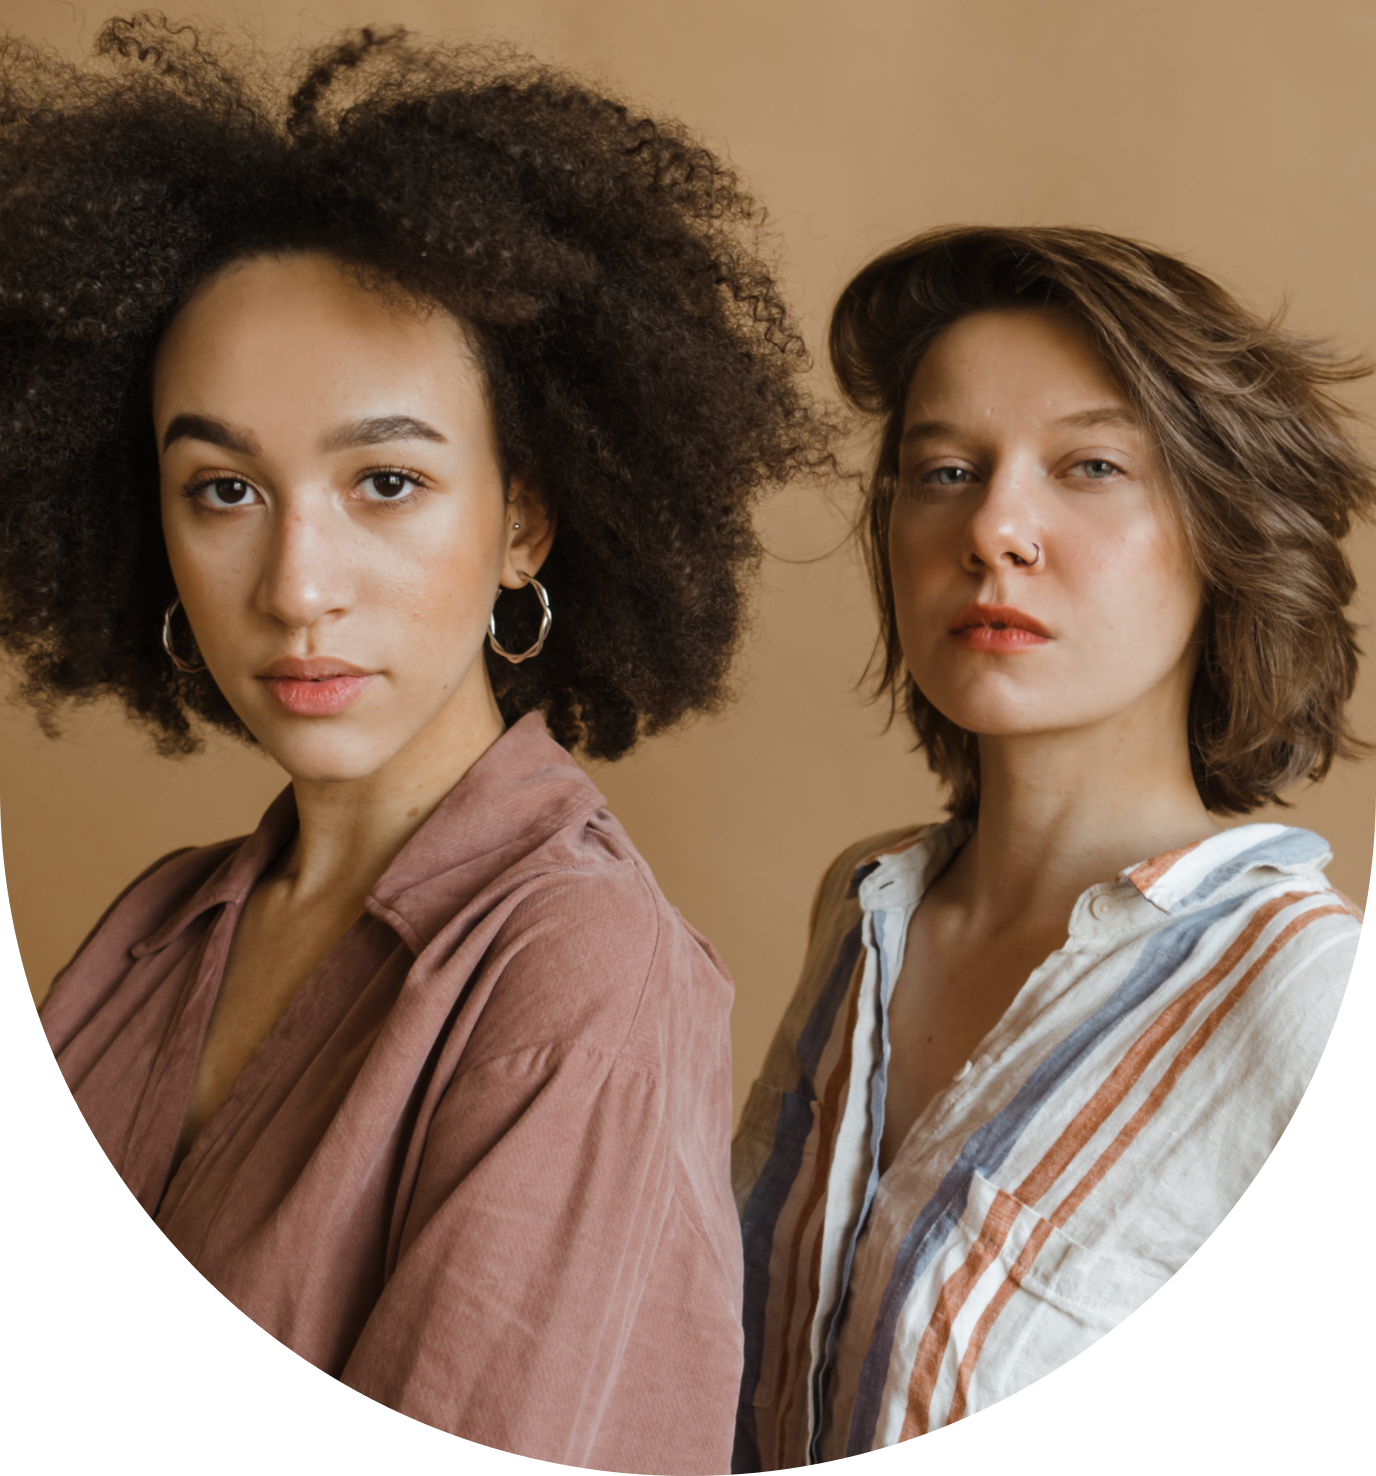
[1009, 542, 1042, 569]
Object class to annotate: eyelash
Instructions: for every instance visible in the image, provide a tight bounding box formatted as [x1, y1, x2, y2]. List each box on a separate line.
[181, 466, 431, 511]
[909, 457, 1127, 492]
[1071, 458, 1124, 479]
[355, 466, 429, 507]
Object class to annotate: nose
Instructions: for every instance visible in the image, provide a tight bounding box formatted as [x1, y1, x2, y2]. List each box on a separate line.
[255, 503, 354, 631]
[961, 461, 1043, 574]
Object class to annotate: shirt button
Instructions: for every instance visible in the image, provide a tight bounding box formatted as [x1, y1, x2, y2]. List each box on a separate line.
[953, 1059, 972, 1082]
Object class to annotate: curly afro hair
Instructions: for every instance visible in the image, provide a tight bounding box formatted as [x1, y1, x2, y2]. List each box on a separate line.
[0, 12, 829, 760]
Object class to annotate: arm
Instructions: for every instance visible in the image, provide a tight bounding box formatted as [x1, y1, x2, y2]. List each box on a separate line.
[340, 850, 742, 1472]
[342, 1039, 674, 1465]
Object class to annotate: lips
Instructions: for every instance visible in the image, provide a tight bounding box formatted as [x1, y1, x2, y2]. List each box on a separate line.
[948, 603, 1051, 653]
[257, 656, 378, 717]
[260, 655, 373, 679]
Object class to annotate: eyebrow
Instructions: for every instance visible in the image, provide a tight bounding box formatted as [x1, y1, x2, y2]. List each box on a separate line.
[162, 414, 259, 455]
[1052, 405, 1140, 432]
[899, 405, 1139, 444]
[320, 416, 448, 451]
[161, 412, 449, 456]
[900, 419, 958, 444]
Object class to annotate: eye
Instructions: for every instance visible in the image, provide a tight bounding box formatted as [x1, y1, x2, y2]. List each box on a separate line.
[922, 465, 978, 487]
[1073, 458, 1123, 480]
[186, 476, 260, 509]
[357, 469, 424, 503]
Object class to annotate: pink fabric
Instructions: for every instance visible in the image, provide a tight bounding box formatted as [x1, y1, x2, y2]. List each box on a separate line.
[41, 713, 742, 1473]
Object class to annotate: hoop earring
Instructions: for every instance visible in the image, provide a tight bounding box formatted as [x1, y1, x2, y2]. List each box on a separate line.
[488, 573, 552, 664]
[162, 596, 206, 674]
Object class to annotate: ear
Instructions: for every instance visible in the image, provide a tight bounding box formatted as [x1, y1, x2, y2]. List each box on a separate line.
[498, 478, 556, 589]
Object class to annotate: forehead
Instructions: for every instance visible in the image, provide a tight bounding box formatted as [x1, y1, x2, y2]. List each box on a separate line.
[902, 307, 1130, 427]
[151, 252, 481, 431]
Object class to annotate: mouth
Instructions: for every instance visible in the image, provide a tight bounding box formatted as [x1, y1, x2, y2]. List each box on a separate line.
[259, 654, 375, 679]
[257, 657, 378, 717]
[948, 603, 1051, 653]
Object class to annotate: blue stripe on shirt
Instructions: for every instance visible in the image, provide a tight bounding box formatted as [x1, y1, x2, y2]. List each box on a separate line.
[1174, 829, 1327, 912]
[844, 891, 1241, 1453]
[735, 920, 864, 1471]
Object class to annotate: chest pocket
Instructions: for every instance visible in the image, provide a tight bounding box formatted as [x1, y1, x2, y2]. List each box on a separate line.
[890, 1167, 1166, 1433]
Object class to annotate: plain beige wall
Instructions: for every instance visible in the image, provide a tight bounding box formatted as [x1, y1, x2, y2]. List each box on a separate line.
[5, 0, 1376, 1121]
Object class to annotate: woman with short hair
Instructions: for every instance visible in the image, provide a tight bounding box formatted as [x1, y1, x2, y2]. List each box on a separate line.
[2, 15, 828, 1470]
[733, 225, 1367, 1466]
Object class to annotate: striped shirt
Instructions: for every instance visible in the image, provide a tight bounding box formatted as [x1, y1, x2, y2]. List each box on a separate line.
[732, 819, 1359, 1468]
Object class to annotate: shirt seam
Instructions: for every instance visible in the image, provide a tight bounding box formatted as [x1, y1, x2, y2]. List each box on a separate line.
[602, 848, 666, 1061]
[447, 1035, 664, 1089]
[667, 1172, 741, 1287]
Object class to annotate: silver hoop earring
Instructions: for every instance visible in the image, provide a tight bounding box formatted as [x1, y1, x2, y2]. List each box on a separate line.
[162, 596, 206, 674]
[488, 573, 552, 664]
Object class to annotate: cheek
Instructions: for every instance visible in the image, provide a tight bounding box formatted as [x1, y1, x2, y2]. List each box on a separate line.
[374, 504, 503, 646]
[888, 508, 959, 632]
[158, 486, 193, 580]
[1062, 511, 1203, 658]
[159, 494, 254, 608]
[888, 505, 943, 578]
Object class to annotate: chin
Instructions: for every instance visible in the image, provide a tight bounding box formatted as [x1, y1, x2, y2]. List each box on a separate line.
[934, 688, 1116, 739]
[919, 670, 1055, 736]
[937, 709, 1049, 740]
[250, 724, 402, 786]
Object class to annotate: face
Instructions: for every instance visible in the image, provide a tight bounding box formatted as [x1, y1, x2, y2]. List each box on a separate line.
[891, 308, 1204, 743]
[154, 252, 549, 784]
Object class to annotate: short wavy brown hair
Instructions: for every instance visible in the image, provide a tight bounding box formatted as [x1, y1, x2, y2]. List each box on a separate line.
[0, 13, 829, 761]
[830, 224, 1375, 817]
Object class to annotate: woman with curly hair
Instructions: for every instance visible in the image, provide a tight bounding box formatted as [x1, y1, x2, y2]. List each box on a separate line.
[2, 14, 825, 1470]
[732, 226, 1368, 1465]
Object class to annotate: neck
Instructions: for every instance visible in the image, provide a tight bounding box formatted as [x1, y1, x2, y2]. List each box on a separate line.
[947, 686, 1219, 933]
[274, 672, 506, 911]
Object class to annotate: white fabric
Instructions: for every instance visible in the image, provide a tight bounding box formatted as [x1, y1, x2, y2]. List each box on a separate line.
[733, 821, 1359, 1467]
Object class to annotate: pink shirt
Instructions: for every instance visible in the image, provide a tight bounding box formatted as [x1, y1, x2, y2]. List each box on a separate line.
[41, 713, 742, 1473]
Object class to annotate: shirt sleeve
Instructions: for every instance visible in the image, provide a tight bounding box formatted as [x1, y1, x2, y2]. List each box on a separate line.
[339, 1031, 678, 1465]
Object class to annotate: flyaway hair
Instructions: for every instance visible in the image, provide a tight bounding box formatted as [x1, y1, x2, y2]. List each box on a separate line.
[830, 224, 1375, 815]
[0, 13, 831, 759]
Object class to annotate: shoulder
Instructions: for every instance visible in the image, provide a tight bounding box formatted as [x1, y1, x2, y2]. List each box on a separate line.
[504, 807, 665, 968]
[1099, 878, 1361, 1211]
[456, 806, 731, 1071]
[741, 824, 934, 1100]
[807, 823, 934, 943]
[1161, 875, 1360, 1106]
[51, 838, 241, 982]
[1134, 824, 1361, 1054]
[1232, 878, 1359, 1017]
[499, 838, 663, 994]
[38, 834, 245, 1034]
[1210, 863, 1360, 986]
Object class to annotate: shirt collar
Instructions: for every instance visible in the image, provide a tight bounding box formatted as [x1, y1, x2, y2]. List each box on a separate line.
[130, 787, 298, 958]
[849, 817, 1334, 922]
[365, 712, 606, 952]
[132, 712, 605, 958]
[1120, 822, 1334, 914]
[851, 817, 973, 915]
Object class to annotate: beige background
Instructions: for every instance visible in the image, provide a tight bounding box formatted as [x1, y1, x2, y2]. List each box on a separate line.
[5, 0, 1375, 1119]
